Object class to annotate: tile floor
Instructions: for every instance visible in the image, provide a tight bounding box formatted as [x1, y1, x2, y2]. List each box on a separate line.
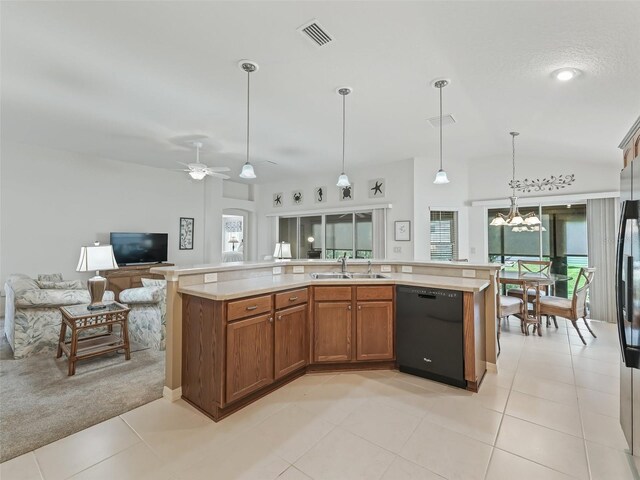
[2, 317, 637, 480]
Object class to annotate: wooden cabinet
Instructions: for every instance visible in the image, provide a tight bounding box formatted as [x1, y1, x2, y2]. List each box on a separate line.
[313, 302, 352, 362]
[226, 313, 274, 404]
[274, 304, 308, 379]
[356, 301, 394, 361]
[312, 285, 394, 364]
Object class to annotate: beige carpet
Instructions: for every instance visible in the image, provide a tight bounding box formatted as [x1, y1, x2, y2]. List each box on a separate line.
[0, 321, 164, 463]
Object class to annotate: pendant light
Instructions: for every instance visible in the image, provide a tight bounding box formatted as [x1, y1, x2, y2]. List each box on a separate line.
[336, 87, 352, 187]
[239, 60, 258, 179]
[489, 132, 541, 227]
[433, 79, 450, 184]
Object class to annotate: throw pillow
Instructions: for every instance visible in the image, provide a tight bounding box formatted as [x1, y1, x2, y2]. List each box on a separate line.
[37, 280, 85, 290]
[38, 273, 64, 282]
[141, 278, 167, 288]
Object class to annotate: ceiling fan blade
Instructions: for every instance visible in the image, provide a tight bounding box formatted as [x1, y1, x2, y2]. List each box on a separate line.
[206, 166, 231, 172]
[207, 172, 231, 180]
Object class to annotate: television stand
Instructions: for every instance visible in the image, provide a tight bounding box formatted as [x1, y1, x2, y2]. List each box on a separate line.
[104, 263, 174, 302]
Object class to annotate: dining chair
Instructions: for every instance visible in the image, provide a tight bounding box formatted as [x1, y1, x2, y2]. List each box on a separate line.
[496, 269, 525, 354]
[533, 267, 596, 345]
[506, 259, 552, 301]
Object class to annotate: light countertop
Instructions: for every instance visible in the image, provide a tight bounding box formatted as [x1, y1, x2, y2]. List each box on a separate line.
[178, 272, 491, 301]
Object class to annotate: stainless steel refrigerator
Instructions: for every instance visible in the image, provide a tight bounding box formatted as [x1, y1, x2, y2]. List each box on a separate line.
[618, 159, 640, 455]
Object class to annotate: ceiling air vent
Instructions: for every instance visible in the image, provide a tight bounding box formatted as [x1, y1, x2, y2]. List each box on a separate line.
[427, 114, 456, 128]
[298, 20, 333, 47]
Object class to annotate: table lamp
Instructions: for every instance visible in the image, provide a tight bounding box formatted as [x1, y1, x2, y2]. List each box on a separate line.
[229, 236, 239, 251]
[76, 242, 119, 310]
[273, 241, 292, 261]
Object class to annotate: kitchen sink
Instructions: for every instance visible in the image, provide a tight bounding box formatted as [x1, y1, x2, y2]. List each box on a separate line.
[309, 272, 389, 280]
[347, 273, 390, 279]
[309, 272, 351, 279]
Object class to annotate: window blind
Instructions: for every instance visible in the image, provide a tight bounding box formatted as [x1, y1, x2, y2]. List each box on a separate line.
[430, 211, 458, 260]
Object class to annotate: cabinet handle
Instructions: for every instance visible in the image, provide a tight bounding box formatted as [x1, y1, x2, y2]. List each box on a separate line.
[269, 317, 274, 323]
[288, 296, 298, 301]
[278, 315, 282, 320]
[358, 305, 361, 310]
[348, 305, 352, 310]
[246, 305, 258, 311]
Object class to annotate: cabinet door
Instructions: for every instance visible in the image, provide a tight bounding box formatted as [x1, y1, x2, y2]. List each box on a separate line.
[356, 301, 394, 361]
[226, 313, 274, 404]
[313, 302, 352, 362]
[274, 304, 308, 379]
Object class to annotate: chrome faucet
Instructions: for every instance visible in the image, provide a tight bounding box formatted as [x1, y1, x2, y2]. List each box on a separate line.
[338, 252, 348, 273]
[367, 260, 372, 274]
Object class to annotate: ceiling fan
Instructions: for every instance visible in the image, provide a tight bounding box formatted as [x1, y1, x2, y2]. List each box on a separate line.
[179, 142, 231, 180]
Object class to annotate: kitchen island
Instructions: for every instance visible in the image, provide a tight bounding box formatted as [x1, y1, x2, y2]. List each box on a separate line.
[152, 260, 501, 420]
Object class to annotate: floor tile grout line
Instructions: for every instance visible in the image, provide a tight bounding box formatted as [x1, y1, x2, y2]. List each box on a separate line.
[31, 451, 46, 480]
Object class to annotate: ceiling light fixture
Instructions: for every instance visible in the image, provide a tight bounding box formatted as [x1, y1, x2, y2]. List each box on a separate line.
[490, 132, 541, 227]
[433, 79, 450, 184]
[553, 67, 581, 82]
[179, 141, 231, 180]
[239, 60, 259, 179]
[336, 87, 352, 187]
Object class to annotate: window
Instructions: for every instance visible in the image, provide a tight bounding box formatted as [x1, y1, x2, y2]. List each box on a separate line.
[488, 204, 587, 298]
[430, 211, 458, 260]
[278, 210, 377, 259]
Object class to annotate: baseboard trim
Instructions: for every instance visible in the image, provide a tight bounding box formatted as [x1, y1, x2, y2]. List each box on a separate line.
[163, 386, 182, 402]
[486, 362, 497, 373]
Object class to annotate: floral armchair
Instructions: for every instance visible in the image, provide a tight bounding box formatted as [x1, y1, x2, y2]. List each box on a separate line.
[119, 278, 166, 350]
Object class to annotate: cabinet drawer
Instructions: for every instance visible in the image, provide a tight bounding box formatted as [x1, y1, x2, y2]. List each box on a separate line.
[227, 294, 272, 321]
[314, 286, 352, 302]
[275, 288, 308, 310]
[356, 286, 393, 301]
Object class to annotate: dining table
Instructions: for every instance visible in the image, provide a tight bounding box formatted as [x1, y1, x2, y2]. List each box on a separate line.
[498, 270, 571, 336]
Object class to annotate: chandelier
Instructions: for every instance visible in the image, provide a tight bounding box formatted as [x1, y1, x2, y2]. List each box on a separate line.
[489, 132, 541, 227]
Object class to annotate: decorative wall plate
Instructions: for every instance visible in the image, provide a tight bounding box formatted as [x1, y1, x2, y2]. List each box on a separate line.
[273, 192, 283, 207]
[314, 186, 327, 203]
[292, 190, 303, 205]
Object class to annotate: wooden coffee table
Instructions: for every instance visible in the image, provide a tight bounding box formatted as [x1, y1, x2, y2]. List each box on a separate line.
[57, 302, 131, 375]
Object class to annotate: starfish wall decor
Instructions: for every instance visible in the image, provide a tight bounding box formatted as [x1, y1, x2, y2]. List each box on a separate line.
[509, 174, 575, 193]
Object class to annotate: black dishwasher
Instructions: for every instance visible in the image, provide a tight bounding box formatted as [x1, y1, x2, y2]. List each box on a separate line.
[396, 285, 465, 388]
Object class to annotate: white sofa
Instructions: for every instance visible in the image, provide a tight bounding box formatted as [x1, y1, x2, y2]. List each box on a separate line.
[3, 274, 115, 358]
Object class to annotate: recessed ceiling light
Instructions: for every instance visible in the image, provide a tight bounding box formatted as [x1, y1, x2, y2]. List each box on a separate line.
[552, 68, 582, 82]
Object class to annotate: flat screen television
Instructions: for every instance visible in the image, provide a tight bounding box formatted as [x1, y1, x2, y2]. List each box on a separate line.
[110, 232, 168, 265]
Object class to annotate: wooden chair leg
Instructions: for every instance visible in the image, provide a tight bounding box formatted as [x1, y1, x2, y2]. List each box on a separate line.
[582, 317, 597, 338]
[571, 320, 587, 345]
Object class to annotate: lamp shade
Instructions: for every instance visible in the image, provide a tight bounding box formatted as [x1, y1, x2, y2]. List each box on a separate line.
[76, 244, 119, 272]
[433, 169, 450, 184]
[239, 163, 256, 179]
[273, 242, 292, 259]
[336, 173, 350, 187]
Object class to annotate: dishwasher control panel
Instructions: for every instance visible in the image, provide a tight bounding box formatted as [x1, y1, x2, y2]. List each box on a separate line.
[397, 287, 460, 299]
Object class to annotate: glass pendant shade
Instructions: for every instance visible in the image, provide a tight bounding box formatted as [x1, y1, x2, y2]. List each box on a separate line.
[189, 170, 207, 180]
[336, 173, 351, 187]
[490, 215, 507, 226]
[239, 162, 256, 179]
[523, 215, 542, 226]
[433, 169, 450, 184]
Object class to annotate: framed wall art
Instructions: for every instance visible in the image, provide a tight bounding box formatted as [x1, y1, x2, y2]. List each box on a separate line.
[179, 217, 194, 250]
[339, 184, 354, 201]
[368, 178, 385, 198]
[314, 186, 327, 203]
[394, 220, 411, 241]
[273, 193, 283, 207]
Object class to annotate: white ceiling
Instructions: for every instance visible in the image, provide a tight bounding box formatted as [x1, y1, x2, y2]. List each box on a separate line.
[2, 1, 639, 183]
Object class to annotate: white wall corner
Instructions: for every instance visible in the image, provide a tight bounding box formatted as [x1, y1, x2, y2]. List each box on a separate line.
[163, 386, 182, 402]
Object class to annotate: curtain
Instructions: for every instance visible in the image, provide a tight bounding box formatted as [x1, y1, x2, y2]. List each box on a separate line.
[587, 198, 619, 322]
[372, 208, 387, 259]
